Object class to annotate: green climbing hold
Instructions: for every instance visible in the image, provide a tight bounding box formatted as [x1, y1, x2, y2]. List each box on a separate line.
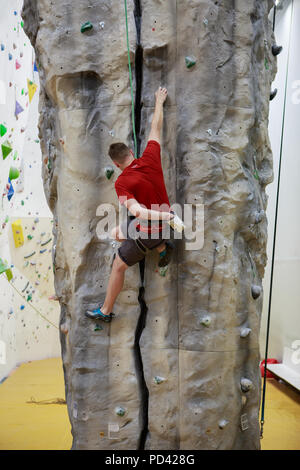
[81, 21, 93, 33]
[27, 234, 33, 240]
[253, 169, 259, 180]
[2, 141, 13, 160]
[115, 406, 126, 417]
[0, 259, 12, 281]
[105, 166, 114, 180]
[27, 294, 32, 302]
[185, 56, 196, 69]
[0, 124, 7, 137]
[6, 269, 13, 281]
[94, 324, 103, 332]
[159, 266, 168, 277]
[0, 258, 9, 275]
[264, 58, 269, 70]
[9, 166, 20, 180]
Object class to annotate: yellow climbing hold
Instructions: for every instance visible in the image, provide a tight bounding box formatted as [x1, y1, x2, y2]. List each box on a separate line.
[11, 219, 24, 248]
[27, 79, 38, 103]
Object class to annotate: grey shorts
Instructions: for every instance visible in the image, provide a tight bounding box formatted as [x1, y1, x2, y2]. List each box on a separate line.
[118, 216, 169, 267]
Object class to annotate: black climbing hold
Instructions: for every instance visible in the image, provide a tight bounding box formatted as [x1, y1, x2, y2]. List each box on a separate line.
[270, 88, 278, 101]
[81, 22, 93, 33]
[272, 45, 283, 56]
[251, 284, 261, 300]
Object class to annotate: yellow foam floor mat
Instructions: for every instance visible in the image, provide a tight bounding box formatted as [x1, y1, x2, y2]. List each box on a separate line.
[0, 358, 72, 450]
[260, 378, 300, 450]
[0, 358, 299, 450]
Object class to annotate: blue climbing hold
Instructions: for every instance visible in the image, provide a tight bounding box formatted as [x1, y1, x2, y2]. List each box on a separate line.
[7, 178, 14, 201]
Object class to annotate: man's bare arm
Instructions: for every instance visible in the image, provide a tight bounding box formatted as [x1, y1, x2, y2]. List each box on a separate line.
[148, 87, 168, 144]
[124, 198, 173, 221]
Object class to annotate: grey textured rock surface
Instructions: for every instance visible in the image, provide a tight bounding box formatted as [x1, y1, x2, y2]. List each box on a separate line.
[22, 0, 277, 450]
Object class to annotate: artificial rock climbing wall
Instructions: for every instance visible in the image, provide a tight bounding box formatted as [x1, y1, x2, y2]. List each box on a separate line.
[22, 0, 277, 450]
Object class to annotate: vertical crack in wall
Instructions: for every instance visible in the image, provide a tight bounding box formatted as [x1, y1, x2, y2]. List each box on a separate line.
[132, 0, 149, 450]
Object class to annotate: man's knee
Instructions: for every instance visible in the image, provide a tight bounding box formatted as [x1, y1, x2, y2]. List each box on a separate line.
[114, 254, 128, 272]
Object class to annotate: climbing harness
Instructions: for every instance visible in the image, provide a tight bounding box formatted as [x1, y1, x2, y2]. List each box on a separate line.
[260, 1, 293, 438]
[124, 0, 138, 159]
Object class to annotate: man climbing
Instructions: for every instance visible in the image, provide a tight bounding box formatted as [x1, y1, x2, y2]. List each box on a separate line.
[85, 86, 174, 322]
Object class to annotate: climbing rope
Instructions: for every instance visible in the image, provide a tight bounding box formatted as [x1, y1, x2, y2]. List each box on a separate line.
[260, 0, 294, 438]
[124, 0, 138, 159]
[2, 274, 59, 330]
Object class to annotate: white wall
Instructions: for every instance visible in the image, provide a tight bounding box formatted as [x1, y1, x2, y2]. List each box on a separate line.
[0, 0, 60, 382]
[260, 0, 300, 360]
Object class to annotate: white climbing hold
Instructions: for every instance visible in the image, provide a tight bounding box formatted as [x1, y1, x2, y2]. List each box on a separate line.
[111, 240, 120, 250]
[203, 17, 208, 26]
[241, 377, 253, 393]
[207, 128, 212, 136]
[99, 21, 105, 29]
[218, 419, 229, 429]
[240, 327, 251, 338]
[200, 316, 211, 327]
[154, 376, 165, 384]
[251, 284, 262, 299]
[255, 210, 265, 224]
[73, 402, 78, 418]
[240, 413, 249, 431]
[109, 129, 115, 137]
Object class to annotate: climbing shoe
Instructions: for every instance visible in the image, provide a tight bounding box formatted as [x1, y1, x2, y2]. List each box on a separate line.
[158, 241, 174, 268]
[85, 306, 115, 323]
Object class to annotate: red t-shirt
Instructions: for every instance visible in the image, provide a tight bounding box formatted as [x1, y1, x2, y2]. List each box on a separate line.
[115, 140, 170, 210]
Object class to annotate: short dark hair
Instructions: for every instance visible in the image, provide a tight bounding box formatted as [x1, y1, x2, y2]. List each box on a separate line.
[108, 142, 131, 164]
